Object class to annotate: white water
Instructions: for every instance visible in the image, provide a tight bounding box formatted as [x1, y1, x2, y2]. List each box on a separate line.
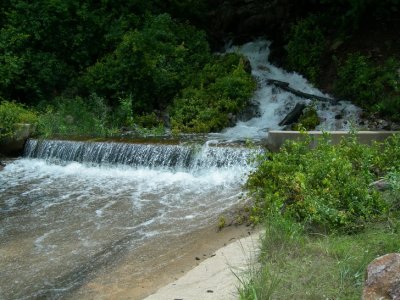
[0, 141, 257, 299]
[217, 39, 361, 140]
[0, 39, 362, 299]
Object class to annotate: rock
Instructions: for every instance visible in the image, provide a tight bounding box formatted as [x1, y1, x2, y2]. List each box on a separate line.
[279, 103, 306, 126]
[370, 179, 391, 191]
[237, 101, 261, 122]
[0, 161, 5, 171]
[362, 253, 400, 300]
[335, 114, 343, 120]
[0, 123, 36, 156]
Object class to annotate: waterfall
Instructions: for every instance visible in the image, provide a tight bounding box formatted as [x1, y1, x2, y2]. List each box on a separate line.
[1, 39, 362, 300]
[216, 39, 362, 140]
[24, 139, 260, 171]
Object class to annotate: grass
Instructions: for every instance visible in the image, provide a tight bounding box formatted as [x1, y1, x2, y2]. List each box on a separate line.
[238, 209, 400, 299]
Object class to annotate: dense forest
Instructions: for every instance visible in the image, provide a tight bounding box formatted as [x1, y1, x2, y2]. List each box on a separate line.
[1, 0, 400, 137]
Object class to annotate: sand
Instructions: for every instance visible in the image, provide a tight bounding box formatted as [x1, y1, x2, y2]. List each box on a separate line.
[70, 224, 260, 299]
[144, 230, 261, 300]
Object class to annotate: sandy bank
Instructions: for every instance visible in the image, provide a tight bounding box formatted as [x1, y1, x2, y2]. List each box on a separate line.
[70, 224, 259, 299]
[144, 230, 261, 300]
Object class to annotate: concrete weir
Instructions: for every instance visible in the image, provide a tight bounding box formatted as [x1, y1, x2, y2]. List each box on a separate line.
[0, 123, 35, 156]
[264, 131, 400, 152]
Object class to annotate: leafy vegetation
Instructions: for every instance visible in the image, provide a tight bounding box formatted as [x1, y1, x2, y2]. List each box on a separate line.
[0, 1, 258, 138]
[284, 1, 400, 121]
[0, 100, 38, 138]
[336, 54, 400, 120]
[286, 16, 326, 84]
[293, 105, 320, 130]
[247, 133, 400, 233]
[169, 54, 255, 133]
[240, 134, 400, 298]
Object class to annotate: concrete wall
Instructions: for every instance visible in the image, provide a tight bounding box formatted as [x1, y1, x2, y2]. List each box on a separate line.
[264, 131, 400, 152]
[0, 124, 35, 156]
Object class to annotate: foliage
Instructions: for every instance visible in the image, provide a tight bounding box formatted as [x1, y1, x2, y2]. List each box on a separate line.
[169, 54, 255, 133]
[293, 104, 320, 130]
[37, 95, 109, 137]
[82, 13, 210, 113]
[238, 214, 400, 299]
[318, 0, 400, 31]
[335, 53, 400, 120]
[0, 100, 38, 138]
[245, 133, 400, 233]
[286, 15, 326, 84]
[0, 1, 210, 106]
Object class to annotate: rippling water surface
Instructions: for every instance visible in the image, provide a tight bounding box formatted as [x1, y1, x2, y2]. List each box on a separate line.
[0, 140, 257, 299]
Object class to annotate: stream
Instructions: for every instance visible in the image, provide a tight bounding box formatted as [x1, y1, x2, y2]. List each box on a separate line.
[0, 39, 361, 299]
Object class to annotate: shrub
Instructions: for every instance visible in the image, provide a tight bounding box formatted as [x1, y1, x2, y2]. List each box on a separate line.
[286, 16, 326, 84]
[82, 13, 210, 113]
[247, 133, 392, 233]
[0, 100, 38, 138]
[293, 105, 320, 130]
[37, 95, 109, 137]
[169, 54, 255, 133]
[335, 54, 400, 120]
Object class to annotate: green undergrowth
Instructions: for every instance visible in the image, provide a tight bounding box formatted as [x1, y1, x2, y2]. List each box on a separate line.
[285, 6, 400, 122]
[169, 53, 255, 133]
[239, 133, 400, 299]
[0, 100, 38, 139]
[247, 133, 400, 233]
[238, 214, 400, 299]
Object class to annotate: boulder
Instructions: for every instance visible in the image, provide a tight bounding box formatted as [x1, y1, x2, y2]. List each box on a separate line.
[278, 103, 306, 126]
[362, 253, 400, 300]
[370, 179, 391, 191]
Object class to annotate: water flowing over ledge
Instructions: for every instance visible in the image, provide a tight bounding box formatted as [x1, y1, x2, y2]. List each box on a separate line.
[0, 139, 261, 299]
[0, 39, 361, 300]
[24, 139, 261, 171]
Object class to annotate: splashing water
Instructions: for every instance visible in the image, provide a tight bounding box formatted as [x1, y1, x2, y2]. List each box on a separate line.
[216, 39, 361, 141]
[0, 140, 260, 299]
[0, 39, 361, 299]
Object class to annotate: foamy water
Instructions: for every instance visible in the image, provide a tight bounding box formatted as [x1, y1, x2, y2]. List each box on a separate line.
[216, 39, 361, 140]
[0, 141, 257, 299]
[0, 39, 362, 299]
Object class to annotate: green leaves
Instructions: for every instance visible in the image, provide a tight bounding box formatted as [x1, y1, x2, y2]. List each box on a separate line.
[246, 134, 400, 233]
[83, 14, 210, 113]
[286, 15, 326, 84]
[0, 100, 38, 138]
[335, 53, 400, 120]
[169, 54, 255, 133]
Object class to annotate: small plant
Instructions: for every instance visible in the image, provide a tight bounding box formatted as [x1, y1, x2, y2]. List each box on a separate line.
[218, 215, 226, 230]
[293, 104, 320, 130]
[0, 100, 38, 139]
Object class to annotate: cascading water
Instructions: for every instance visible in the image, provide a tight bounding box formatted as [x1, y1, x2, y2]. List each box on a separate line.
[0, 39, 361, 299]
[0, 139, 260, 299]
[216, 39, 361, 141]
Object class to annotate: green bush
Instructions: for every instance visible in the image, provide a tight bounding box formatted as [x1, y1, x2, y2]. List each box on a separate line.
[293, 105, 320, 130]
[335, 54, 400, 120]
[82, 13, 210, 113]
[0, 100, 38, 138]
[246, 133, 396, 233]
[169, 54, 255, 133]
[37, 95, 109, 137]
[286, 16, 326, 84]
